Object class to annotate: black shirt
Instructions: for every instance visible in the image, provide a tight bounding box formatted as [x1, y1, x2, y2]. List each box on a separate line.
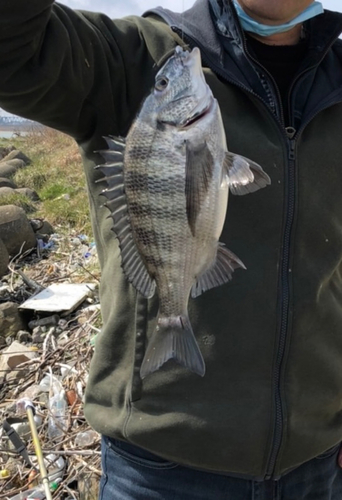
[246, 34, 309, 125]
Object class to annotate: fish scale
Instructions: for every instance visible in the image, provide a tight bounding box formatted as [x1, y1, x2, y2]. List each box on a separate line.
[97, 45, 270, 378]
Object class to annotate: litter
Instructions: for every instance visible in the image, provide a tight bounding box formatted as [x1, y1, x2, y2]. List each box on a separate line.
[0, 229, 101, 499]
[19, 283, 96, 314]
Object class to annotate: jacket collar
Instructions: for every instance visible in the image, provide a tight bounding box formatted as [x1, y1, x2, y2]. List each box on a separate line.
[143, 0, 226, 68]
[144, 0, 342, 69]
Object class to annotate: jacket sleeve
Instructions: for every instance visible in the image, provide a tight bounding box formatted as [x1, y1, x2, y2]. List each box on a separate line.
[0, 1, 156, 141]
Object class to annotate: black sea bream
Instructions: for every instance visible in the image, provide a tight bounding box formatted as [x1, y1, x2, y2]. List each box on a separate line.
[97, 46, 270, 379]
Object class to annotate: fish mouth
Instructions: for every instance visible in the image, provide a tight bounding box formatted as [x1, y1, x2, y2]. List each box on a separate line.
[180, 97, 214, 129]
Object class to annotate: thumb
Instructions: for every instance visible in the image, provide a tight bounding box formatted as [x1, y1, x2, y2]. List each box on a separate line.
[338, 446, 342, 468]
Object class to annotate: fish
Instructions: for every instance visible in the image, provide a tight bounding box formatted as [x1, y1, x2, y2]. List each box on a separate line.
[97, 45, 270, 379]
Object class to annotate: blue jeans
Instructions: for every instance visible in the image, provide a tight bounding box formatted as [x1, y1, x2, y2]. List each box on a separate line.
[99, 436, 342, 500]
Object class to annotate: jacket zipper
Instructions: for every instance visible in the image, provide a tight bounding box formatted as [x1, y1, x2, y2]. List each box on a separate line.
[172, 25, 342, 479]
[172, 27, 295, 479]
[215, 39, 300, 475]
[264, 135, 296, 479]
[263, 37, 341, 476]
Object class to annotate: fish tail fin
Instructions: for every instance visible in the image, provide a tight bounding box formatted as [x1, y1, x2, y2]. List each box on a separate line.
[140, 315, 205, 379]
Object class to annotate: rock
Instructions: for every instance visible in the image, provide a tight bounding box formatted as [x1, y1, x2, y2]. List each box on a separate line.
[15, 188, 40, 201]
[17, 330, 32, 343]
[0, 302, 26, 337]
[0, 283, 10, 298]
[0, 150, 31, 165]
[35, 233, 49, 242]
[0, 186, 15, 197]
[0, 146, 15, 160]
[0, 238, 9, 278]
[0, 158, 26, 170]
[28, 315, 59, 329]
[0, 205, 37, 255]
[0, 177, 17, 189]
[0, 340, 37, 384]
[0, 335, 6, 348]
[31, 326, 45, 343]
[0, 163, 18, 178]
[39, 220, 54, 235]
[30, 219, 44, 232]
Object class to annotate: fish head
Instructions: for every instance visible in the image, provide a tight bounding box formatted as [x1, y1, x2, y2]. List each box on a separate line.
[152, 46, 214, 129]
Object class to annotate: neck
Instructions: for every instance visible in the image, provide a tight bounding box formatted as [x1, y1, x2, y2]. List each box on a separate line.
[247, 24, 303, 46]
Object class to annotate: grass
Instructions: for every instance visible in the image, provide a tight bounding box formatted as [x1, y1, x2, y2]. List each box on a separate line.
[0, 127, 93, 237]
[0, 192, 36, 213]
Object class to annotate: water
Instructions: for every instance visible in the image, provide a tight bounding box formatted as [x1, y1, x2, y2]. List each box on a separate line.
[0, 130, 28, 138]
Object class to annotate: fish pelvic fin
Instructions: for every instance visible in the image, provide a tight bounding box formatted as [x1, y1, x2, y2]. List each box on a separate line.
[191, 243, 246, 298]
[140, 315, 205, 379]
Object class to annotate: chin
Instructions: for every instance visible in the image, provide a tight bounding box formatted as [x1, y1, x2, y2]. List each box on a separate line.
[236, 0, 313, 24]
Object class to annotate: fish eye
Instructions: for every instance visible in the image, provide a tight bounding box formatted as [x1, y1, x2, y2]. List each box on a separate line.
[155, 77, 169, 91]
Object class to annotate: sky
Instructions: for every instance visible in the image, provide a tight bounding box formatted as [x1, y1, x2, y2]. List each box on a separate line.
[57, 0, 341, 19]
[0, 0, 341, 116]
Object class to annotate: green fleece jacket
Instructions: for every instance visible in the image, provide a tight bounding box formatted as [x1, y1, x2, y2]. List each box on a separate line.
[1, 0, 342, 480]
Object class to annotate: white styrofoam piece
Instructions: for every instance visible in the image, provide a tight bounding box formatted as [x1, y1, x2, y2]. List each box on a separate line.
[19, 283, 96, 313]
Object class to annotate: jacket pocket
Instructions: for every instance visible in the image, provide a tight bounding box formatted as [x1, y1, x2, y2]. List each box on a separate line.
[105, 436, 179, 470]
[131, 294, 159, 402]
[130, 295, 149, 402]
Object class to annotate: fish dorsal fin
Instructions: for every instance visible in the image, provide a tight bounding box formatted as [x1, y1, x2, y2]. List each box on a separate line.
[96, 136, 156, 299]
[185, 140, 214, 236]
[191, 243, 246, 298]
[224, 153, 271, 195]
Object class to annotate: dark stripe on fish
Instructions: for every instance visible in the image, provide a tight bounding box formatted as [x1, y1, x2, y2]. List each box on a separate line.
[134, 227, 158, 245]
[129, 202, 184, 220]
[125, 172, 149, 191]
[143, 254, 165, 268]
[134, 227, 176, 251]
[125, 172, 184, 195]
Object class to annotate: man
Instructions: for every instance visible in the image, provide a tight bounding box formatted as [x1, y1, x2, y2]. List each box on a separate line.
[1, 0, 342, 498]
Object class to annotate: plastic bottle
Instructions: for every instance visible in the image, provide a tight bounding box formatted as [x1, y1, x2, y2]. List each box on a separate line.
[39, 374, 54, 392]
[74, 430, 98, 447]
[44, 454, 65, 478]
[9, 486, 45, 500]
[48, 389, 67, 440]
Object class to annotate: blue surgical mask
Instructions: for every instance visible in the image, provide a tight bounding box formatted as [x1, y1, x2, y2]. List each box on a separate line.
[232, 1, 324, 37]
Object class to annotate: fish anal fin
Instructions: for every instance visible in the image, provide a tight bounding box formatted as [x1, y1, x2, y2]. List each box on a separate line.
[140, 315, 205, 379]
[191, 243, 246, 298]
[185, 140, 214, 236]
[224, 153, 271, 195]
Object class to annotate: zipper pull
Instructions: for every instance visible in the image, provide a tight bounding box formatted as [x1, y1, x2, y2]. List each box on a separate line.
[285, 126, 296, 139]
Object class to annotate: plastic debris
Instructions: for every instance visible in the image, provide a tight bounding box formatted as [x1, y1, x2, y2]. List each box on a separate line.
[0, 469, 10, 479]
[74, 430, 99, 448]
[20, 283, 96, 314]
[48, 383, 67, 441]
[48, 393, 67, 440]
[9, 486, 45, 500]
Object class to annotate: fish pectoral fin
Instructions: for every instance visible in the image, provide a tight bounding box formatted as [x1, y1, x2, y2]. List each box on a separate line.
[191, 243, 246, 298]
[95, 135, 156, 299]
[224, 153, 271, 195]
[140, 315, 205, 379]
[185, 140, 214, 236]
